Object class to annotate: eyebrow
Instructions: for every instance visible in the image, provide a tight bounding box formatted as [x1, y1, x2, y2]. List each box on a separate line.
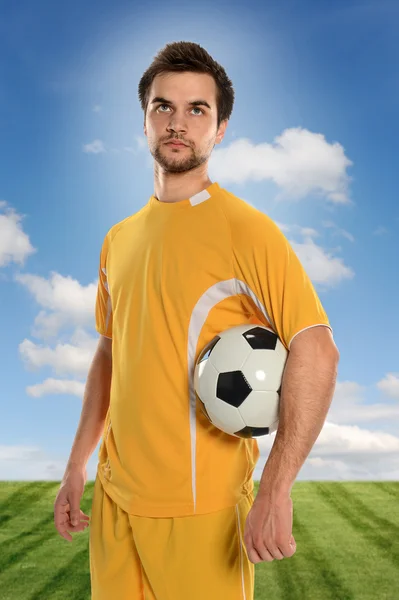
[150, 96, 212, 110]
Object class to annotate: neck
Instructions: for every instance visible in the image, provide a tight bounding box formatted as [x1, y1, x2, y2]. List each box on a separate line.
[153, 165, 213, 204]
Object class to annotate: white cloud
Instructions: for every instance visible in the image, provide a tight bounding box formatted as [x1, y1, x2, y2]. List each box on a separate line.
[373, 226, 389, 236]
[82, 136, 146, 157]
[253, 420, 399, 481]
[134, 135, 147, 150]
[313, 421, 399, 454]
[377, 373, 399, 399]
[322, 380, 399, 424]
[321, 220, 355, 242]
[209, 127, 353, 204]
[0, 444, 100, 481]
[14, 271, 98, 339]
[290, 236, 354, 287]
[298, 226, 320, 238]
[272, 222, 354, 286]
[19, 327, 97, 380]
[0, 202, 37, 268]
[274, 221, 355, 288]
[82, 139, 106, 153]
[26, 377, 86, 398]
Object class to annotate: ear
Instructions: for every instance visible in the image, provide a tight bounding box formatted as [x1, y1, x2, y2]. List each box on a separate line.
[215, 120, 228, 145]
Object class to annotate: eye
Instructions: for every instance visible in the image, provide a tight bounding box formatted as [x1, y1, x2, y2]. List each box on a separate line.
[157, 104, 204, 115]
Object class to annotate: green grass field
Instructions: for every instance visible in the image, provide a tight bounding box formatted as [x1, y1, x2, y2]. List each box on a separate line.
[0, 480, 398, 599]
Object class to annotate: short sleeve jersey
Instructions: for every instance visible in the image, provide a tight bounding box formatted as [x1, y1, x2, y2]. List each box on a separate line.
[95, 181, 333, 517]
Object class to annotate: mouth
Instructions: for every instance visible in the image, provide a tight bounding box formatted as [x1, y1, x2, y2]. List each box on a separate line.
[165, 141, 188, 147]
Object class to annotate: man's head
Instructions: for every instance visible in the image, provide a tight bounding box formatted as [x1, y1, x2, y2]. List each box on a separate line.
[138, 41, 235, 174]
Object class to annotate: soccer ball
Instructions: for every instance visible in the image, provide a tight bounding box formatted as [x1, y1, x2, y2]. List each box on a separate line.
[194, 324, 288, 438]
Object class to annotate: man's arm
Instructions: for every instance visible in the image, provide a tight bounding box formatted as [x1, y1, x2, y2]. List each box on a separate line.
[65, 335, 113, 471]
[257, 326, 339, 501]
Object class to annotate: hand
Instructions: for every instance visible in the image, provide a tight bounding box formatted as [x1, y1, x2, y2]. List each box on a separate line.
[54, 465, 90, 542]
[243, 491, 297, 563]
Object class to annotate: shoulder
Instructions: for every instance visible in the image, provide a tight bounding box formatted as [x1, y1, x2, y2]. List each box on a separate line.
[221, 189, 287, 243]
[106, 205, 149, 246]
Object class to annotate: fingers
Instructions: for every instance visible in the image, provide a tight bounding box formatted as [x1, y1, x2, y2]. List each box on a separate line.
[246, 536, 296, 563]
[245, 539, 274, 563]
[70, 508, 81, 526]
[54, 509, 90, 542]
[56, 518, 90, 541]
[57, 504, 90, 521]
[248, 546, 274, 563]
[255, 542, 282, 562]
[269, 546, 286, 560]
[69, 505, 91, 525]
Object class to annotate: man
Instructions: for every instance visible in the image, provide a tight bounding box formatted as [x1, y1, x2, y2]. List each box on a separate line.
[54, 41, 339, 599]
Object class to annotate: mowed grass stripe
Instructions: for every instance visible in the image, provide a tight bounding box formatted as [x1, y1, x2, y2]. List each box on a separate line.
[342, 481, 399, 516]
[0, 513, 56, 575]
[0, 482, 398, 599]
[0, 482, 56, 528]
[253, 482, 354, 600]
[314, 482, 399, 564]
[28, 548, 90, 600]
[290, 512, 354, 600]
[369, 480, 399, 501]
[313, 482, 399, 599]
[0, 483, 62, 577]
[0, 482, 93, 600]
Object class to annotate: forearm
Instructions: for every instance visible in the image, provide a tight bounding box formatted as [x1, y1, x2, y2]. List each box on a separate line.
[258, 346, 339, 500]
[66, 349, 112, 471]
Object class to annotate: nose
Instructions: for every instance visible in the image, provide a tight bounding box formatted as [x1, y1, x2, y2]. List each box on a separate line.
[166, 115, 188, 136]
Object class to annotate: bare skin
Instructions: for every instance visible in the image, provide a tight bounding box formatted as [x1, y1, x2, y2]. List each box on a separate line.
[54, 338, 112, 541]
[144, 71, 229, 203]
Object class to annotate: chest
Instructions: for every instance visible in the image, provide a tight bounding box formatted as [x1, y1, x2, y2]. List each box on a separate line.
[107, 210, 233, 310]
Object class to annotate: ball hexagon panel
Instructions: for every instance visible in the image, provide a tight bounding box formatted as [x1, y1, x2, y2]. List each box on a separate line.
[205, 395, 246, 435]
[241, 348, 285, 392]
[208, 330, 253, 373]
[238, 390, 280, 427]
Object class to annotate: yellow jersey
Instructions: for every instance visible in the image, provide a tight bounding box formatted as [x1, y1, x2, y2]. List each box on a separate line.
[95, 181, 332, 517]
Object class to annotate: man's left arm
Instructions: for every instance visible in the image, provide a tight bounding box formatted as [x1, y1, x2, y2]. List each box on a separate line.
[257, 325, 339, 502]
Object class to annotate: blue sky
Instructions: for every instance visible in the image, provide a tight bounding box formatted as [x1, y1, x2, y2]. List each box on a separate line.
[1, 0, 398, 481]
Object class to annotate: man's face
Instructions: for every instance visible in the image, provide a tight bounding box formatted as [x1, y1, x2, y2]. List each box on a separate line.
[144, 71, 227, 174]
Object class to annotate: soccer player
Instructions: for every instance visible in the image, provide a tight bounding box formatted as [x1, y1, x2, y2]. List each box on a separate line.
[54, 41, 339, 599]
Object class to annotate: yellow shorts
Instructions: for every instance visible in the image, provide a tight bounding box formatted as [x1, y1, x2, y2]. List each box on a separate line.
[89, 474, 255, 600]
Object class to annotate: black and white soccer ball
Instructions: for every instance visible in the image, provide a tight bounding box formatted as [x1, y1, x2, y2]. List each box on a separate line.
[194, 324, 288, 438]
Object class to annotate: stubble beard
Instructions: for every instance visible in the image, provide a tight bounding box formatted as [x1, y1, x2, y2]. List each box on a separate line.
[151, 142, 210, 174]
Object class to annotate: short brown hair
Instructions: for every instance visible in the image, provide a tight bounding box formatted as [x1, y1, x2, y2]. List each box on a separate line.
[138, 41, 235, 130]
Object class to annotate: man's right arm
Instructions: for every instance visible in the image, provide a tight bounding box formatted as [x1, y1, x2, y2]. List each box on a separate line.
[64, 335, 112, 472]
